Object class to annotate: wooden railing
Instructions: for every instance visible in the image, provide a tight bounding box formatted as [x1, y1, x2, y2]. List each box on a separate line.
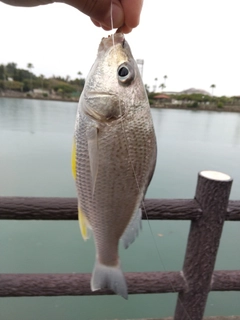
[0, 171, 240, 320]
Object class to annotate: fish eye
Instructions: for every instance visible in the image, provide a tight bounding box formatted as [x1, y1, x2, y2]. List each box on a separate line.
[118, 66, 128, 77]
[117, 63, 135, 86]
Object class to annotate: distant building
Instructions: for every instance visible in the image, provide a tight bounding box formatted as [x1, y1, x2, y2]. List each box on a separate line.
[153, 93, 171, 100]
[153, 94, 172, 104]
[162, 91, 179, 95]
[33, 89, 49, 95]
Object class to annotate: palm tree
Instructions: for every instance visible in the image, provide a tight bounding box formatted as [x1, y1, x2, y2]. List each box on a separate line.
[159, 83, 166, 92]
[2, 65, 6, 89]
[153, 77, 158, 92]
[163, 75, 168, 87]
[77, 71, 83, 92]
[40, 74, 44, 91]
[210, 84, 216, 96]
[27, 63, 34, 91]
[145, 84, 150, 93]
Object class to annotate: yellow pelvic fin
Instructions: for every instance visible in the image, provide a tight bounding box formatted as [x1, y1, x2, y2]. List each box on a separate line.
[71, 140, 76, 180]
[78, 207, 89, 241]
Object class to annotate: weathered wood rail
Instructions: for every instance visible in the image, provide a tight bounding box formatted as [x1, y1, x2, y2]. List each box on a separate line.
[0, 170, 240, 320]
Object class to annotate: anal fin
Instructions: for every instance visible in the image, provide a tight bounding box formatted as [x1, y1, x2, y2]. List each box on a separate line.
[78, 205, 90, 241]
[121, 208, 142, 249]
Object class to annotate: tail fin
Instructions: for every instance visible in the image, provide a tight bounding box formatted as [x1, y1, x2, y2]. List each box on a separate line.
[91, 259, 128, 299]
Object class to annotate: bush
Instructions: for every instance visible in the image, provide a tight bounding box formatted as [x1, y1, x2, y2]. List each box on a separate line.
[188, 101, 199, 108]
[23, 80, 30, 92]
[217, 101, 224, 108]
[53, 82, 75, 94]
[0, 80, 23, 91]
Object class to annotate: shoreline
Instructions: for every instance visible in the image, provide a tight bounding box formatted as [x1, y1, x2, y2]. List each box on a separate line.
[151, 103, 240, 113]
[0, 95, 78, 103]
[1, 94, 240, 113]
[0, 92, 78, 103]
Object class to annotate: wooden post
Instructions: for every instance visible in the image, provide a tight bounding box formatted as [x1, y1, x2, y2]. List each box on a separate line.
[174, 171, 233, 320]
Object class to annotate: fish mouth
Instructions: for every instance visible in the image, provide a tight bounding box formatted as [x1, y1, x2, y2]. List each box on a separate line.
[84, 106, 125, 123]
[87, 91, 117, 98]
[99, 33, 125, 51]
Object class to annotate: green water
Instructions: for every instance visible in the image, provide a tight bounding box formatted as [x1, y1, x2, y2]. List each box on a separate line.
[0, 98, 240, 319]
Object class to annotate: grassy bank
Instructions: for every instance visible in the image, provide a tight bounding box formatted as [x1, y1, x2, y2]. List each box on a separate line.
[151, 103, 240, 113]
[0, 90, 79, 103]
[1, 90, 240, 113]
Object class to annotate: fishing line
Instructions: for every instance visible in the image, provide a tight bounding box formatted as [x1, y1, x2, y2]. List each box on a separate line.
[110, 0, 114, 40]
[109, 3, 191, 319]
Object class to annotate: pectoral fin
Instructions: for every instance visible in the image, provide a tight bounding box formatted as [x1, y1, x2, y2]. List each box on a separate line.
[78, 205, 89, 241]
[121, 208, 142, 249]
[87, 126, 99, 194]
[71, 140, 77, 180]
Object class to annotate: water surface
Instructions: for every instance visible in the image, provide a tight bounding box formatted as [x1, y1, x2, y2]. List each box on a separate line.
[0, 98, 240, 319]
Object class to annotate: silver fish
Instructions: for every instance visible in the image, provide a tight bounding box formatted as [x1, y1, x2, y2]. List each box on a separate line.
[72, 32, 157, 299]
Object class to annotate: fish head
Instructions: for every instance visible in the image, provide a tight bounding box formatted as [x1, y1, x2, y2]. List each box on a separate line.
[81, 33, 147, 122]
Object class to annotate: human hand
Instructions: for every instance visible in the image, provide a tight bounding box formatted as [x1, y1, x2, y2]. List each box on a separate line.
[87, 0, 143, 34]
[1, 0, 143, 34]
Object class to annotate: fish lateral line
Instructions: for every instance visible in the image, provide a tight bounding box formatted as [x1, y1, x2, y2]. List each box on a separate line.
[87, 126, 99, 196]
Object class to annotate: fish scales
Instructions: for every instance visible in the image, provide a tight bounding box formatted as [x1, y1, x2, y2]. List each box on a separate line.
[72, 33, 157, 299]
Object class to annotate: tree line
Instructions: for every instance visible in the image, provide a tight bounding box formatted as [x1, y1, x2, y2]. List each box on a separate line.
[1, 63, 239, 107]
[0, 62, 85, 98]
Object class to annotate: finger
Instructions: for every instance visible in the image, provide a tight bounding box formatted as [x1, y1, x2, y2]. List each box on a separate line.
[121, 0, 143, 29]
[91, 18, 101, 27]
[92, 0, 124, 30]
[64, 0, 123, 29]
[1, 0, 54, 6]
[91, 18, 112, 31]
[117, 25, 132, 34]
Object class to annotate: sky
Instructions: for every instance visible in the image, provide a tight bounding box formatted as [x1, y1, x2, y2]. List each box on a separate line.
[0, 0, 240, 96]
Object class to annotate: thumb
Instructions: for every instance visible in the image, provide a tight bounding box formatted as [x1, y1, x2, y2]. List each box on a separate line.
[101, 1, 124, 29]
[78, 0, 124, 30]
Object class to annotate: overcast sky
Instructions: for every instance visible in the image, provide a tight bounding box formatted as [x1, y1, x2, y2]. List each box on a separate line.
[0, 0, 240, 96]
